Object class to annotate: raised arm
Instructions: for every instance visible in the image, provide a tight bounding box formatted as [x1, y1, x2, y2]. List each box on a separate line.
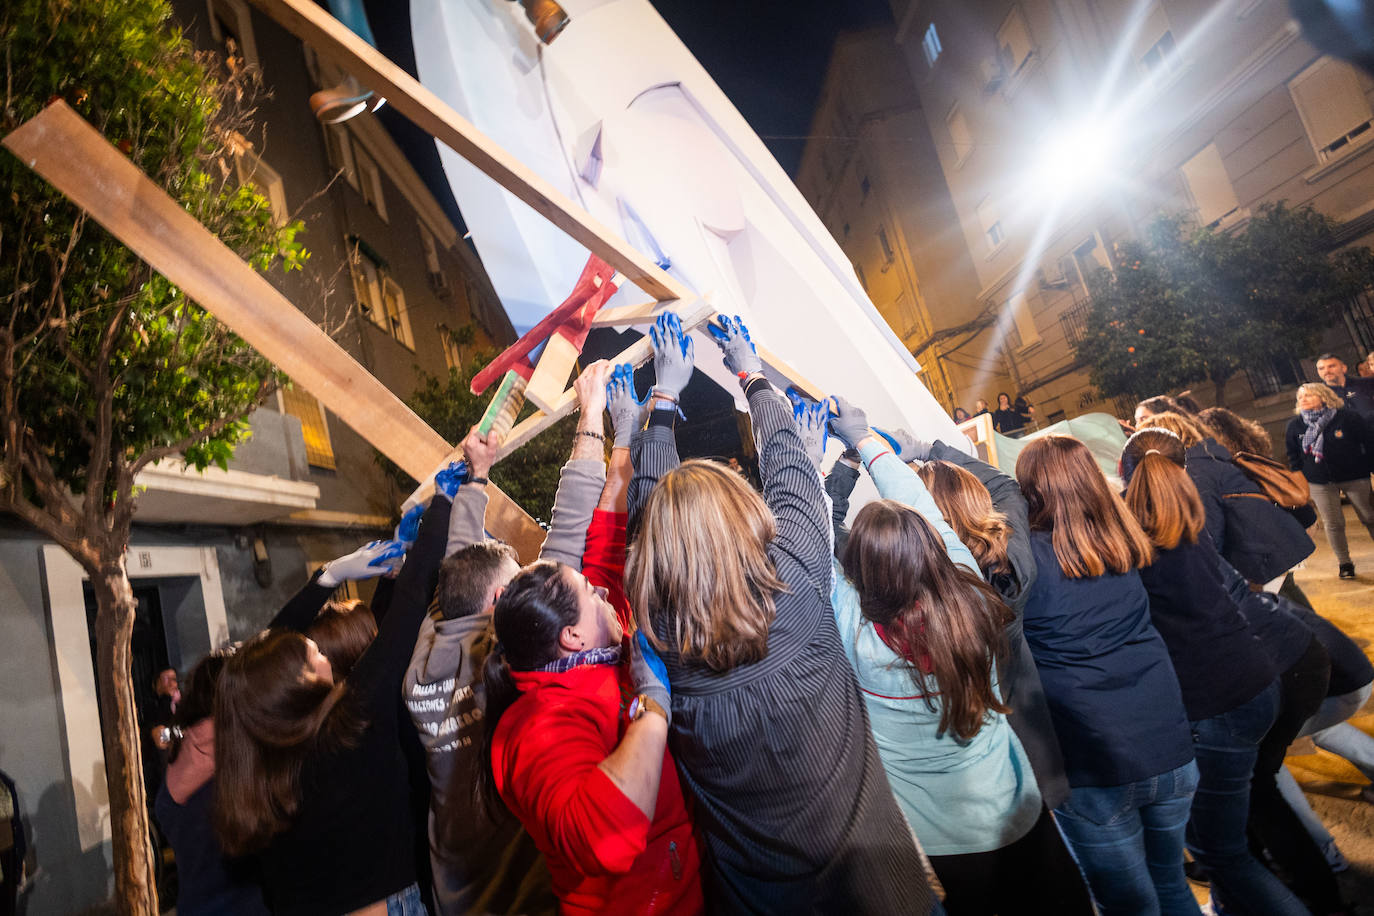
[271, 538, 406, 632]
[444, 427, 498, 558]
[830, 399, 981, 577]
[538, 362, 613, 568]
[628, 313, 692, 531]
[825, 451, 861, 558]
[927, 438, 1033, 583]
[707, 314, 831, 580]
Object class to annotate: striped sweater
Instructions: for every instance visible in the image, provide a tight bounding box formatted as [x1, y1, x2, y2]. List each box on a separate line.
[628, 387, 934, 915]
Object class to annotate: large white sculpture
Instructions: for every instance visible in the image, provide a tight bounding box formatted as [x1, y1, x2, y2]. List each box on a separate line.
[410, 0, 966, 469]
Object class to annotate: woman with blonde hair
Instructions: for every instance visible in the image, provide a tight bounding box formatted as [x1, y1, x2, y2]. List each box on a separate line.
[624, 313, 934, 913]
[1286, 382, 1374, 578]
[1014, 436, 1199, 914]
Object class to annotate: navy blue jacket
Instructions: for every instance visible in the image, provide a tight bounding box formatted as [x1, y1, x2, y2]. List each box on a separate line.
[1021, 531, 1194, 788]
[1325, 375, 1374, 421]
[1138, 535, 1276, 722]
[1286, 408, 1374, 484]
[1186, 439, 1314, 583]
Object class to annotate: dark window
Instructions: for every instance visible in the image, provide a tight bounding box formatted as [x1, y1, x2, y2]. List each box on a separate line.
[860, 176, 872, 200]
[1060, 300, 1092, 347]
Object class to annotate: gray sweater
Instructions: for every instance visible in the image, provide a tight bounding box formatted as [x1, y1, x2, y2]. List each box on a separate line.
[402, 460, 605, 916]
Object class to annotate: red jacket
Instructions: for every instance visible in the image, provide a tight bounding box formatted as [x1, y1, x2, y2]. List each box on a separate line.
[490, 510, 703, 916]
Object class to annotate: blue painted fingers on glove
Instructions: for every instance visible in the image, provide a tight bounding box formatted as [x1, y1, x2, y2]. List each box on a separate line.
[606, 363, 647, 449]
[706, 314, 763, 379]
[648, 311, 695, 400]
[827, 395, 871, 450]
[434, 459, 471, 499]
[790, 391, 831, 472]
[318, 538, 406, 588]
[627, 629, 671, 726]
[394, 504, 425, 546]
[872, 427, 933, 463]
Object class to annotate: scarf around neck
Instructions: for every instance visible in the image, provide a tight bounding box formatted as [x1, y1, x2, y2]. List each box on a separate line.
[1301, 407, 1336, 463]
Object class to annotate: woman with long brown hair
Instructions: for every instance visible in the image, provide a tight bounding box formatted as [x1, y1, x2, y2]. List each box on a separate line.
[213, 449, 474, 915]
[623, 313, 933, 913]
[1014, 435, 1199, 914]
[914, 444, 1068, 811]
[153, 649, 268, 915]
[1120, 430, 1313, 916]
[830, 412, 1091, 914]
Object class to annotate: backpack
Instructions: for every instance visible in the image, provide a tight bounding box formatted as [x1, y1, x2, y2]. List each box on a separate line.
[1228, 451, 1310, 508]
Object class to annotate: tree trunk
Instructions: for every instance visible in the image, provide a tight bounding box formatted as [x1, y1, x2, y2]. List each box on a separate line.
[1211, 370, 1231, 409]
[90, 557, 159, 916]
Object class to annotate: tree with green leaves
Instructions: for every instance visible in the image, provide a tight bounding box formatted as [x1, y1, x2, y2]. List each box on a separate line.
[0, 1, 306, 911]
[383, 334, 576, 521]
[1074, 203, 1374, 406]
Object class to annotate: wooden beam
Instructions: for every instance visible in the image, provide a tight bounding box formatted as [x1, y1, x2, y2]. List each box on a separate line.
[247, 0, 691, 304]
[523, 333, 584, 416]
[4, 101, 545, 561]
[498, 298, 717, 458]
[758, 344, 826, 402]
[590, 300, 668, 328]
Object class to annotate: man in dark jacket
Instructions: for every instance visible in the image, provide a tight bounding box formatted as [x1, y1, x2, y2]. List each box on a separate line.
[1316, 353, 1374, 419]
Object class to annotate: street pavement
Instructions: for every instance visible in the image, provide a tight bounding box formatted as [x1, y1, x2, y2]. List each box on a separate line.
[1255, 506, 1373, 913]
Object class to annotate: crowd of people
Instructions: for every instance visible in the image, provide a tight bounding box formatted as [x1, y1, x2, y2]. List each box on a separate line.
[951, 394, 1036, 435]
[145, 315, 1374, 916]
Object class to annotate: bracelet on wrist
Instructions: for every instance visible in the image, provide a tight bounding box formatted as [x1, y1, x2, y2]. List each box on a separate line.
[575, 429, 606, 442]
[469, 476, 489, 486]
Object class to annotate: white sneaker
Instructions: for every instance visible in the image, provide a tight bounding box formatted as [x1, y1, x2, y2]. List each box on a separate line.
[1322, 838, 1351, 873]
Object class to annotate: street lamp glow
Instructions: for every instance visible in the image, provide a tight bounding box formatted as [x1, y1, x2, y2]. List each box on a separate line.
[1027, 120, 1120, 204]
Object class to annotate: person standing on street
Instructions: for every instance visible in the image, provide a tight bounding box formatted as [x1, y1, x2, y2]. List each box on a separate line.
[1286, 382, 1374, 579]
[1315, 354, 1374, 420]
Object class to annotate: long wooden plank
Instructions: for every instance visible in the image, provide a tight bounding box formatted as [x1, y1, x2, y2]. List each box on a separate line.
[4, 102, 545, 561]
[248, 0, 690, 304]
[498, 298, 716, 458]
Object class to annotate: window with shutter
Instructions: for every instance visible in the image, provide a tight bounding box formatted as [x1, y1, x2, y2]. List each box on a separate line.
[280, 386, 336, 470]
[1179, 143, 1240, 227]
[1290, 57, 1374, 161]
[996, 7, 1034, 79]
[1008, 292, 1040, 348]
[947, 105, 973, 167]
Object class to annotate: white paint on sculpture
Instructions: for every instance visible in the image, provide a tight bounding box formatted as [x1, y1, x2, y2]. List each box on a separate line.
[411, 0, 966, 470]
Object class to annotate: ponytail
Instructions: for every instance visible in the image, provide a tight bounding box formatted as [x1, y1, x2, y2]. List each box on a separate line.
[1121, 430, 1205, 550]
[477, 644, 521, 819]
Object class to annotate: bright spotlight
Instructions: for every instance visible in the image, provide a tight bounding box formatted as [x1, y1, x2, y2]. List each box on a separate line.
[1026, 120, 1121, 204]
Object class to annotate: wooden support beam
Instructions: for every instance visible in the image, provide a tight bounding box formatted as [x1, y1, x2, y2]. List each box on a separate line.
[498, 297, 716, 458]
[523, 333, 584, 416]
[590, 300, 668, 328]
[4, 101, 545, 561]
[247, 0, 691, 304]
[758, 344, 826, 402]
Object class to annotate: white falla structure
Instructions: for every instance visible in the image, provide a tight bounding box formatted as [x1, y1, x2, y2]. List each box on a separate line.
[411, 0, 965, 459]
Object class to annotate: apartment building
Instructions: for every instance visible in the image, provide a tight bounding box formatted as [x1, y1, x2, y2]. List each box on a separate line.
[835, 0, 1374, 428]
[0, 3, 515, 912]
[797, 27, 996, 415]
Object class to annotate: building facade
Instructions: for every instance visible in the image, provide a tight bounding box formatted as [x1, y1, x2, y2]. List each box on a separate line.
[0, 2, 515, 912]
[797, 27, 999, 417]
[810, 0, 1374, 436]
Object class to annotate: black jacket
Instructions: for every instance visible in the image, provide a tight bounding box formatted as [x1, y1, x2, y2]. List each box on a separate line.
[1186, 438, 1314, 583]
[1286, 408, 1374, 484]
[1326, 375, 1374, 421]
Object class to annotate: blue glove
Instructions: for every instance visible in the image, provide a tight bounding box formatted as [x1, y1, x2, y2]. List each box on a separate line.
[434, 460, 470, 499]
[827, 395, 870, 450]
[790, 393, 830, 472]
[606, 363, 647, 448]
[318, 539, 406, 587]
[648, 311, 695, 401]
[627, 629, 671, 726]
[394, 504, 425, 546]
[706, 314, 763, 379]
[872, 427, 932, 463]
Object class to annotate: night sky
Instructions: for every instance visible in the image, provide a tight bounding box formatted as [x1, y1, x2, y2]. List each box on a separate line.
[367, 0, 892, 231]
[651, 0, 893, 175]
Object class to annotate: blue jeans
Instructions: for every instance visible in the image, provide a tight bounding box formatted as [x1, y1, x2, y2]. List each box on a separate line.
[1187, 680, 1310, 916]
[1053, 760, 1202, 916]
[385, 883, 429, 916]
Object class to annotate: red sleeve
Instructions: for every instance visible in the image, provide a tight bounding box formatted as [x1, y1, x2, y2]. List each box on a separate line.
[496, 698, 650, 876]
[583, 509, 632, 631]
